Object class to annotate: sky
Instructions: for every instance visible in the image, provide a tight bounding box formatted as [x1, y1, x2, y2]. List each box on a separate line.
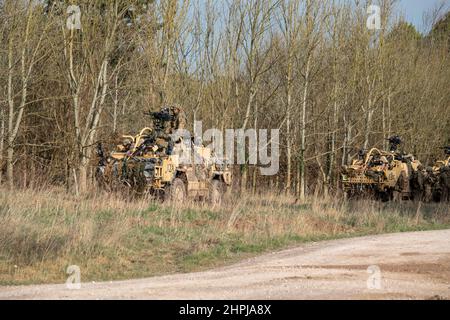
[397, 0, 450, 32]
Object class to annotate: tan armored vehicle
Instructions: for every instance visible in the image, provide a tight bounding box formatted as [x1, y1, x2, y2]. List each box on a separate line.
[341, 137, 422, 201]
[433, 147, 450, 171]
[96, 108, 232, 204]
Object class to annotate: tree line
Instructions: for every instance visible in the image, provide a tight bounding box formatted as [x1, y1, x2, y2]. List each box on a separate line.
[0, 0, 449, 197]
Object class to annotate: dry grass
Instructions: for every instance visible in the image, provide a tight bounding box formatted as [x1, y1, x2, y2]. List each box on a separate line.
[0, 187, 449, 285]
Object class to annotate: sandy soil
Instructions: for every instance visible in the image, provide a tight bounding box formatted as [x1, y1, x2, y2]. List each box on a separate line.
[1, 229, 449, 300]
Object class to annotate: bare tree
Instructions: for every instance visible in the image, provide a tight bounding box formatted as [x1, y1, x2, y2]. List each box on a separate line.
[297, 0, 327, 200]
[239, 0, 276, 191]
[57, 2, 123, 192]
[277, 0, 302, 194]
[3, 1, 49, 189]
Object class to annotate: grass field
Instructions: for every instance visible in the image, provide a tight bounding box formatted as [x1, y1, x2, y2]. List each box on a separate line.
[0, 187, 449, 286]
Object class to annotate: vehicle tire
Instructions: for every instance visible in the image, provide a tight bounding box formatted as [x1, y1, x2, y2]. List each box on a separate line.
[208, 180, 225, 206]
[164, 178, 186, 203]
[379, 190, 391, 202]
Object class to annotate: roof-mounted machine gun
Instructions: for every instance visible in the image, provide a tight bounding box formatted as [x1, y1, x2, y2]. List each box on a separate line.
[144, 107, 176, 133]
[387, 135, 402, 153]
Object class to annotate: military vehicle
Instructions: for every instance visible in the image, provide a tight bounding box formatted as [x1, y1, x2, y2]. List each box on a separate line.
[341, 136, 422, 201]
[434, 147, 450, 170]
[96, 108, 232, 205]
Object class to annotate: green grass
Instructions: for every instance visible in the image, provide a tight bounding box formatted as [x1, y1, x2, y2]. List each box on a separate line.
[0, 188, 449, 285]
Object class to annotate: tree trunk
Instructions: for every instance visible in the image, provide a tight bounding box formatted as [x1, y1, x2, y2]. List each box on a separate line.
[327, 91, 338, 191]
[78, 154, 89, 194]
[363, 76, 375, 150]
[341, 111, 348, 167]
[240, 87, 256, 193]
[7, 37, 13, 189]
[382, 96, 387, 150]
[286, 115, 292, 194]
[6, 145, 13, 189]
[113, 74, 119, 133]
[252, 105, 258, 194]
[387, 87, 392, 140]
[285, 75, 292, 194]
[299, 57, 311, 201]
[252, 166, 257, 194]
[80, 60, 109, 194]
[363, 94, 374, 150]
[0, 110, 4, 185]
[241, 166, 248, 193]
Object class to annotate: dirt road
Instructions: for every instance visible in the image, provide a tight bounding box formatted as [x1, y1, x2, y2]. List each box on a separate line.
[1, 229, 449, 300]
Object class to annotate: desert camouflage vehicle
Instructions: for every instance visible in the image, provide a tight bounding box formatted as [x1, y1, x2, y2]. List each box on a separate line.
[341, 137, 422, 201]
[96, 108, 232, 205]
[433, 147, 450, 170]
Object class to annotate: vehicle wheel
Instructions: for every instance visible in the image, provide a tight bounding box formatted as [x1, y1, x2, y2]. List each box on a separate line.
[164, 178, 186, 203]
[379, 190, 391, 202]
[208, 180, 225, 206]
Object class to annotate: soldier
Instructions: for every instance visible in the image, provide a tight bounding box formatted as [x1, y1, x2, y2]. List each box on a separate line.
[155, 106, 172, 135]
[387, 135, 402, 153]
[145, 106, 186, 155]
[170, 105, 187, 131]
[357, 148, 366, 161]
[411, 165, 425, 201]
[440, 166, 450, 201]
[423, 167, 436, 202]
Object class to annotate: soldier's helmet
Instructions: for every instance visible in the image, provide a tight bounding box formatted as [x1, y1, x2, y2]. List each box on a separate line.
[443, 146, 450, 155]
[358, 149, 366, 158]
[161, 106, 170, 114]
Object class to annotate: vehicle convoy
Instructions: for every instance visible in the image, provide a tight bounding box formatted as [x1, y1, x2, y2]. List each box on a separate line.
[341, 136, 422, 201]
[96, 106, 232, 204]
